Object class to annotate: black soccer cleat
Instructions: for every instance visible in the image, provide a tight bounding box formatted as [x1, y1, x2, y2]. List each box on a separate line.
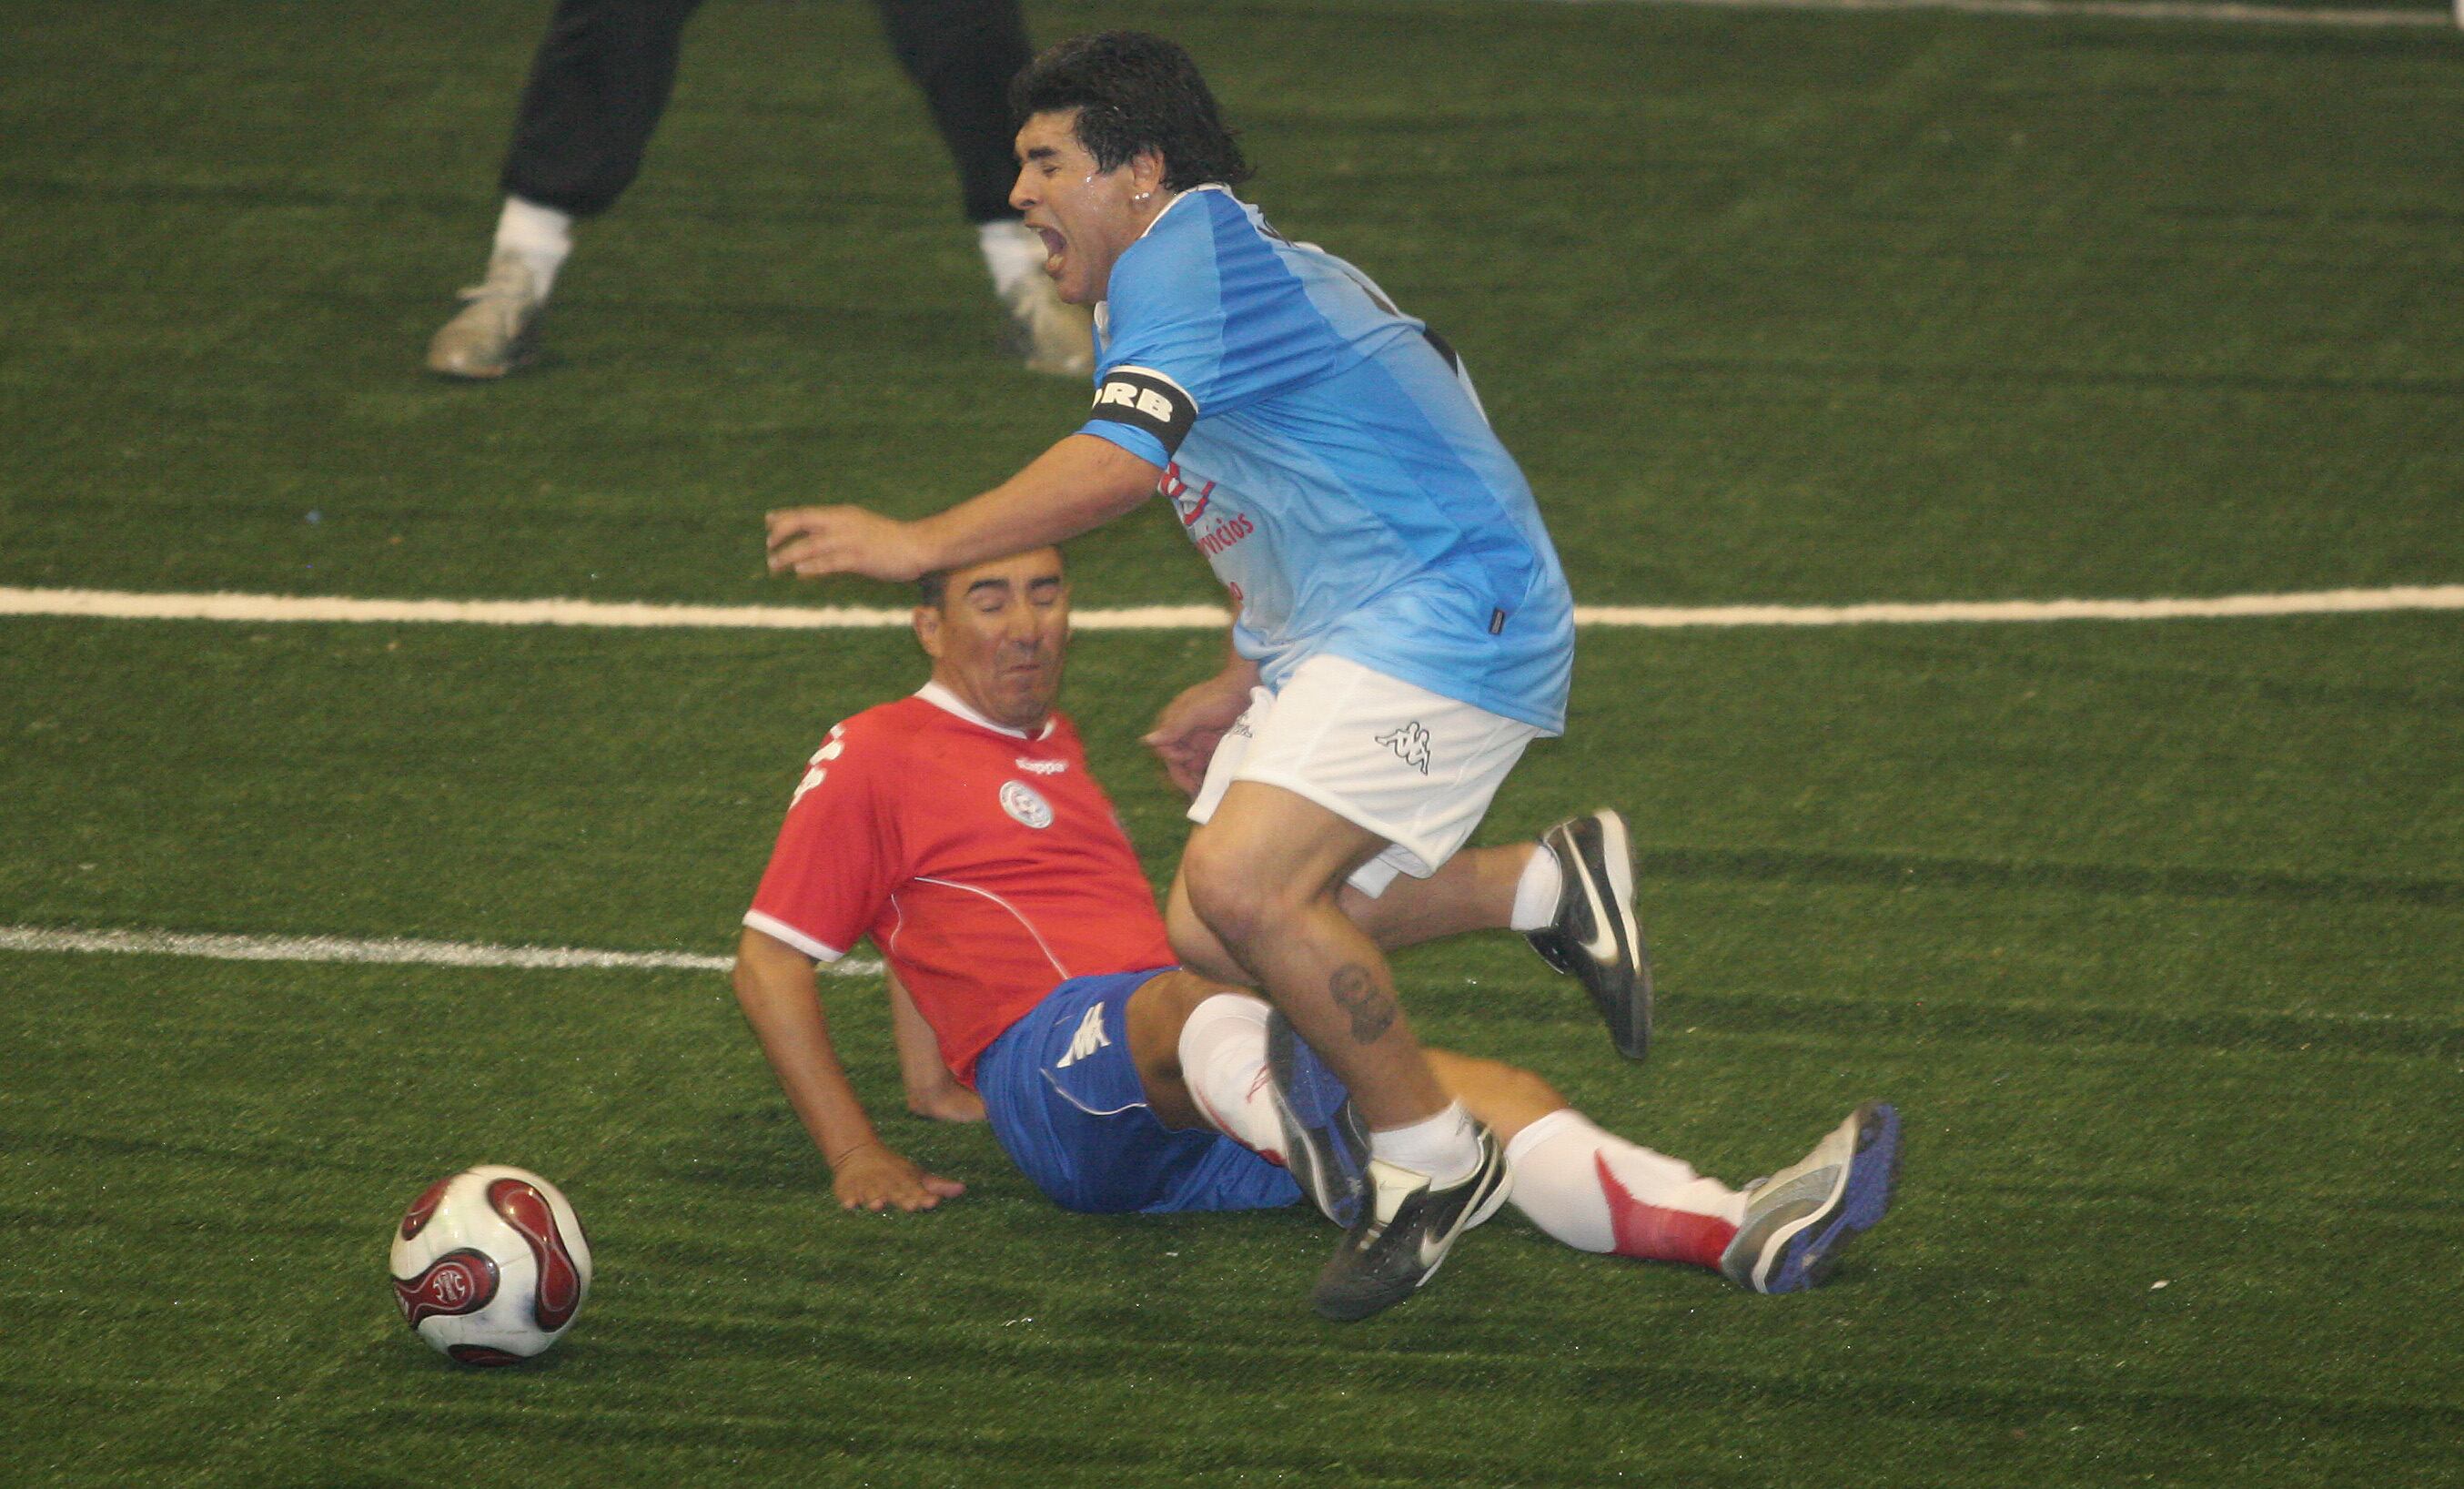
[1309, 1124, 1512, 1323]
[1525, 810, 1653, 1060]
[1266, 1012, 1372, 1229]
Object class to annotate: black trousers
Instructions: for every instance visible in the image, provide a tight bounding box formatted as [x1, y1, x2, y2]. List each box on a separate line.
[498, 0, 1034, 223]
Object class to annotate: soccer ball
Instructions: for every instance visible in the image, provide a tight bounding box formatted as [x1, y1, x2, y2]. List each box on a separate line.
[389, 1164, 593, 1366]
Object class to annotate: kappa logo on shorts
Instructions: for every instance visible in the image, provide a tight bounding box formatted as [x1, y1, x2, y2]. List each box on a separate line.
[1055, 1003, 1111, 1068]
[1375, 722, 1435, 775]
[1000, 780, 1055, 829]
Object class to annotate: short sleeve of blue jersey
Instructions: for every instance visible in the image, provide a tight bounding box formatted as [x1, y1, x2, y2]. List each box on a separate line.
[1075, 190, 1353, 467]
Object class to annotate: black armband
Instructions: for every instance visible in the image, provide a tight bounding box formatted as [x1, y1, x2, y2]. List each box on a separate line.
[1087, 367, 1198, 455]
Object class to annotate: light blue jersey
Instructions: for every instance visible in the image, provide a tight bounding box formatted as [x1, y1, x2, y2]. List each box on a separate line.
[1074, 186, 1574, 734]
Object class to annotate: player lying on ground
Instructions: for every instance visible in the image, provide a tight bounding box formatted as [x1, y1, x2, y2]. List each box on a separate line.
[731, 549, 1900, 1311]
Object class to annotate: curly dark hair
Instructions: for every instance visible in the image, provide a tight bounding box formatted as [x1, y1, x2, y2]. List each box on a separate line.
[1008, 31, 1253, 192]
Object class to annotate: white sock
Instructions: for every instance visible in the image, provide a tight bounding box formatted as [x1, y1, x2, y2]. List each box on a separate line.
[977, 218, 1050, 301]
[1175, 993, 1285, 1155]
[493, 196, 573, 299]
[1504, 1109, 1745, 1268]
[1508, 846, 1564, 933]
[1369, 1100, 1479, 1187]
[1176, 998, 1479, 1192]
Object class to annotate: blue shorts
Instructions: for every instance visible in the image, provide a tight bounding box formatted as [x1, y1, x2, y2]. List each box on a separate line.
[975, 968, 1303, 1215]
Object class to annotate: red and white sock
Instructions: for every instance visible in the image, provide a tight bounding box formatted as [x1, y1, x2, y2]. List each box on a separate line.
[1177, 996, 1741, 1263]
[1504, 1109, 1744, 1269]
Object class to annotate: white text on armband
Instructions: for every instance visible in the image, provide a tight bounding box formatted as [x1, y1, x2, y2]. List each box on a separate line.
[1089, 368, 1197, 454]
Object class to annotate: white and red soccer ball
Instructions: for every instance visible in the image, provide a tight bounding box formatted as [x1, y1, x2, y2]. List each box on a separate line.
[389, 1165, 592, 1365]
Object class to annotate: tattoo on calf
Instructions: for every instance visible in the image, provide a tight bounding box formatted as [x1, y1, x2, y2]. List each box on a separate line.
[1329, 964, 1396, 1044]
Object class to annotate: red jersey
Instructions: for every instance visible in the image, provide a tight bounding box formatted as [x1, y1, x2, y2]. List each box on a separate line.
[744, 683, 1176, 1085]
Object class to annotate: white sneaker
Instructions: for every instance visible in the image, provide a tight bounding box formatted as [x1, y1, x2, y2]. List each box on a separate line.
[1721, 1101, 1901, 1294]
[426, 251, 545, 380]
[999, 271, 1094, 379]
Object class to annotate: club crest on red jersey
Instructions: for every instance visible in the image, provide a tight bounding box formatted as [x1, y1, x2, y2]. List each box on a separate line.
[1000, 780, 1055, 829]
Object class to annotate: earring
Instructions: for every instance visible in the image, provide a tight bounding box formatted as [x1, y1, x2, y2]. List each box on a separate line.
[1133, 190, 1152, 205]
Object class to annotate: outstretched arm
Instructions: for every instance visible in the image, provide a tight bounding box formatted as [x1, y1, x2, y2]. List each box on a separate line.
[766, 434, 1162, 582]
[730, 927, 966, 1212]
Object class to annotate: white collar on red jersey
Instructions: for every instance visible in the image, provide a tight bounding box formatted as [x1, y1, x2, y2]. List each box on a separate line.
[914, 680, 1057, 742]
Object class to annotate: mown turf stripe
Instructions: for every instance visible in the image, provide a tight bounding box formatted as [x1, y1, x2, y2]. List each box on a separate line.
[3, 584, 2460, 632]
[1642, 846, 2464, 909]
[0, 925, 881, 978]
[358, 1342, 2464, 1452]
[1559, 0, 2454, 28]
[1670, 988, 2464, 1059]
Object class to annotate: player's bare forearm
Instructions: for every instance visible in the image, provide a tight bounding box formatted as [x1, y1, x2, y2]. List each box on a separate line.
[885, 968, 985, 1123]
[766, 435, 1159, 582]
[729, 928, 964, 1211]
[730, 930, 884, 1162]
[914, 435, 1160, 568]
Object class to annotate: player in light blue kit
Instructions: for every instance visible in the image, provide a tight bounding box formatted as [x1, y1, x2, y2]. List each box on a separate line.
[763, 31, 1644, 1321]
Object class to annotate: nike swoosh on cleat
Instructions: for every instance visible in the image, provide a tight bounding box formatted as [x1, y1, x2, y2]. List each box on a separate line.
[1574, 868, 1623, 964]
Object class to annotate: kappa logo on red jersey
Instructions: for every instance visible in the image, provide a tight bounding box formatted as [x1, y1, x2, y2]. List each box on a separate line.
[1014, 757, 1068, 775]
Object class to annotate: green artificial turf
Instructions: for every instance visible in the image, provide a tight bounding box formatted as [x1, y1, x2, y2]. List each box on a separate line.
[5, 0, 2459, 608]
[2, 0, 2459, 1485]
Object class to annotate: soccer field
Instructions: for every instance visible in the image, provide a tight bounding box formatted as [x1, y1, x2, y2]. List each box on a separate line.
[3, 0, 2459, 1484]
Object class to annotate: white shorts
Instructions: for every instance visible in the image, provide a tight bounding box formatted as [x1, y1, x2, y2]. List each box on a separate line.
[1187, 653, 1542, 897]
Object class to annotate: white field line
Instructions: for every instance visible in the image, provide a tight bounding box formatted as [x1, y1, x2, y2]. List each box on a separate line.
[0, 925, 884, 978]
[1575, 585, 2464, 627]
[1531, 0, 2449, 26]
[0, 587, 1223, 633]
[2, 583, 2459, 632]
[0, 927, 2431, 1043]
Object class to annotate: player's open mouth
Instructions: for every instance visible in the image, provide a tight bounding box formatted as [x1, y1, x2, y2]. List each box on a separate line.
[1034, 227, 1065, 272]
